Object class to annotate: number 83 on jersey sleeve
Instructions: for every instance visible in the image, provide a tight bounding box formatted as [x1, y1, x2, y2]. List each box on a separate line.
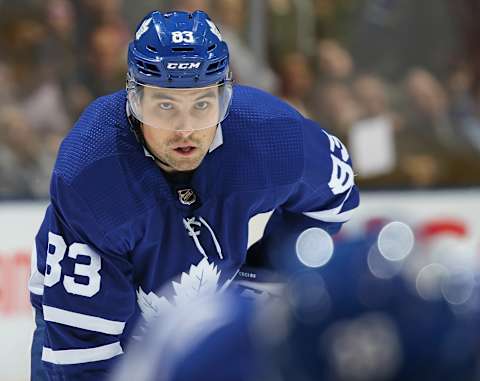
[44, 232, 101, 298]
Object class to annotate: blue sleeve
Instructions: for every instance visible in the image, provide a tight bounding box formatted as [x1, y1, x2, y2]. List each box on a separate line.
[29, 172, 136, 381]
[246, 118, 359, 271]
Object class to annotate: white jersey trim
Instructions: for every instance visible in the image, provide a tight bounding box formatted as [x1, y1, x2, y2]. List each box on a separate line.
[43, 305, 126, 335]
[303, 208, 356, 223]
[208, 123, 223, 153]
[42, 342, 123, 365]
[28, 242, 44, 296]
[303, 186, 356, 223]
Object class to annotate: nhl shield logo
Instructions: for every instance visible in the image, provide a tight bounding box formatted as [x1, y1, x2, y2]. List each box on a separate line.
[177, 188, 197, 205]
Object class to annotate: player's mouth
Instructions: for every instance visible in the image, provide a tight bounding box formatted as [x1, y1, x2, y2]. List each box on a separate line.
[173, 146, 197, 156]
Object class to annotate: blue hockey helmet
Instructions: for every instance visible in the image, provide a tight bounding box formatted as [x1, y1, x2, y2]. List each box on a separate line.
[127, 10, 230, 88]
[127, 10, 233, 131]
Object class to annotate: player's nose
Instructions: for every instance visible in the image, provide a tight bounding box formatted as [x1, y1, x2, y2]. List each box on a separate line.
[173, 113, 195, 135]
[174, 129, 194, 138]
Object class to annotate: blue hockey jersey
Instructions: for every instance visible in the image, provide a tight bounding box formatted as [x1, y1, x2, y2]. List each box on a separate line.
[29, 85, 359, 380]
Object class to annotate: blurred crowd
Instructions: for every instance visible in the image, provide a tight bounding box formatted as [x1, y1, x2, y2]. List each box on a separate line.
[1, 0, 480, 198]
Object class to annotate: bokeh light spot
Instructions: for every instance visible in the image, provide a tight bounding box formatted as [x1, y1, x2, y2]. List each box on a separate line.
[441, 268, 475, 305]
[367, 245, 403, 280]
[377, 221, 415, 261]
[295, 227, 334, 268]
[287, 271, 331, 324]
[416, 263, 449, 301]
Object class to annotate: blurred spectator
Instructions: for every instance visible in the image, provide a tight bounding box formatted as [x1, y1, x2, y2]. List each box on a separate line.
[349, 0, 458, 81]
[447, 1, 480, 93]
[171, 0, 211, 13]
[21, 81, 71, 137]
[349, 74, 404, 186]
[74, 0, 129, 35]
[316, 38, 354, 81]
[315, 82, 361, 140]
[41, 0, 92, 120]
[80, 23, 129, 98]
[313, 39, 359, 137]
[0, 62, 15, 105]
[1, 8, 71, 142]
[449, 64, 480, 154]
[399, 68, 478, 187]
[0, 11, 47, 95]
[0, 106, 52, 198]
[90, 0, 127, 26]
[314, 0, 359, 42]
[396, 69, 451, 187]
[277, 52, 314, 117]
[353, 74, 393, 119]
[73, 0, 129, 93]
[268, 0, 298, 62]
[404, 69, 456, 149]
[213, 0, 278, 93]
[444, 1, 480, 184]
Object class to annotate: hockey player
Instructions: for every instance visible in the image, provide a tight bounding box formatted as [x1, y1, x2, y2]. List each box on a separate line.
[29, 10, 359, 380]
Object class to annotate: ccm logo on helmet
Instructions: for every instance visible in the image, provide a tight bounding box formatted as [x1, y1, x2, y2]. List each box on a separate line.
[167, 62, 201, 70]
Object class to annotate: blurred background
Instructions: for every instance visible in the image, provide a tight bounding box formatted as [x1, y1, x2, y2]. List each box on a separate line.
[1, 0, 480, 380]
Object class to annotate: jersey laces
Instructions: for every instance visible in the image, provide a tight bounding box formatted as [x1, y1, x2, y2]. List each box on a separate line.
[183, 216, 223, 260]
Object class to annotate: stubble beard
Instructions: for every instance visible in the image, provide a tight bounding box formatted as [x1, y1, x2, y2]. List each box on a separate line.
[163, 136, 205, 172]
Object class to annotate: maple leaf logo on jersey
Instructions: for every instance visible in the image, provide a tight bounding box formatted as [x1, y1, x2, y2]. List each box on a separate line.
[137, 258, 235, 324]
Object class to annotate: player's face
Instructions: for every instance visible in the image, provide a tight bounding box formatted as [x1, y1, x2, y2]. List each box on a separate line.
[142, 123, 217, 172]
[140, 86, 219, 172]
[140, 85, 221, 132]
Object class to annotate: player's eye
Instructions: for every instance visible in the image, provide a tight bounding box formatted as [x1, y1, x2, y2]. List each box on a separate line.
[158, 102, 174, 110]
[194, 101, 210, 110]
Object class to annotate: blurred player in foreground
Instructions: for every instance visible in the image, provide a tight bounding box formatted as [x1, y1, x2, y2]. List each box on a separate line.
[111, 228, 480, 381]
[28, 9, 358, 380]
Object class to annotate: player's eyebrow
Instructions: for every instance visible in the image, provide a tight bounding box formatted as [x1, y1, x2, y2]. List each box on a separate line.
[149, 89, 217, 101]
[193, 90, 217, 101]
[149, 92, 177, 101]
